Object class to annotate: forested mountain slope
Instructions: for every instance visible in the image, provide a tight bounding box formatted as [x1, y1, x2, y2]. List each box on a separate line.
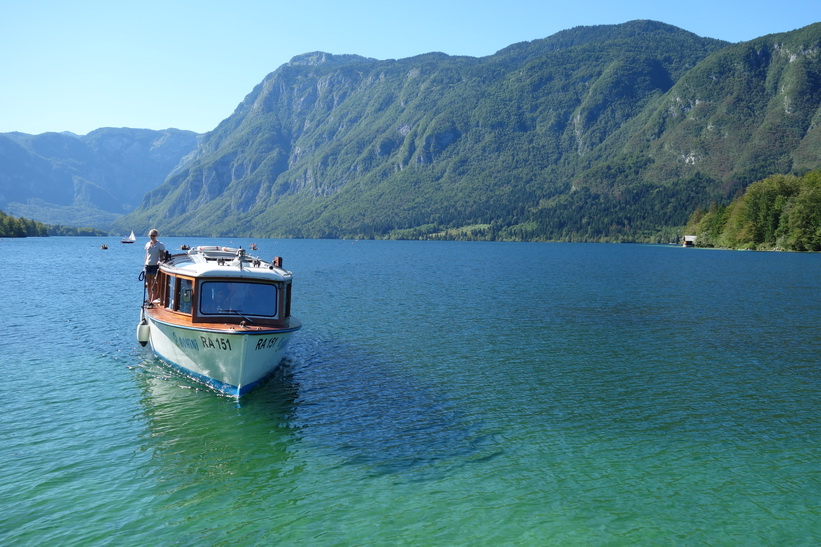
[105, 21, 821, 240]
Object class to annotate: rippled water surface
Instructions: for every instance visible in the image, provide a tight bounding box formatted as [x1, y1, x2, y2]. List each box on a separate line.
[1, 237, 818, 544]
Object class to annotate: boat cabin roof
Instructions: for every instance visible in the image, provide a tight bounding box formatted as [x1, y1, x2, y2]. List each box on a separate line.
[159, 246, 293, 282]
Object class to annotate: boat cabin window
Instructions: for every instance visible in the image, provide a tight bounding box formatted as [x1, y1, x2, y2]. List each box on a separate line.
[167, 277, 177, 311]
[161, 274, 194, 315]
[179, 278, 193, 314]
[199, 281, 278, 317]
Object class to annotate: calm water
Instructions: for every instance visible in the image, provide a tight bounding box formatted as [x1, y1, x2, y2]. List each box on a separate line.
[0, 237, 818, 545]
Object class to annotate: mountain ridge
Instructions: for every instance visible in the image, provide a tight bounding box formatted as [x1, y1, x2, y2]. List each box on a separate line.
[124, 19, 804, 240]
[0, 127, 199, 227]
[3, 20, 819, 242]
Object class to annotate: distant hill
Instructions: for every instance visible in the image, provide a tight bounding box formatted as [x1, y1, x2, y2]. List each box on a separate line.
[0, 128, 198, 228]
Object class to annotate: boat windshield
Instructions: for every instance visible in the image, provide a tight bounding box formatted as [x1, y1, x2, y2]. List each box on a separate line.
[199, 281, 278, 317]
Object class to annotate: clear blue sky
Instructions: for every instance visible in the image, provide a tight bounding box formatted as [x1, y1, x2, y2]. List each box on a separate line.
[1, 0, 817, 135]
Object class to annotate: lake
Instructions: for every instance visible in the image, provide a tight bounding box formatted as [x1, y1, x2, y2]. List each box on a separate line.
[0, 237, 818, 545]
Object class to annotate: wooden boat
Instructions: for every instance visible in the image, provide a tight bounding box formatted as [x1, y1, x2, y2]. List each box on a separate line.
[122, 230, 136, 244]
[136, 246, 301, 397]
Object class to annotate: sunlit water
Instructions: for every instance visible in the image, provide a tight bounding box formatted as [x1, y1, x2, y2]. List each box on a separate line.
[0, 237, 818, 545]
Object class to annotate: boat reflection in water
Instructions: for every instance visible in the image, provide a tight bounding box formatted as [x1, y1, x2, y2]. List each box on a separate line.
[136, 246, 301, 397]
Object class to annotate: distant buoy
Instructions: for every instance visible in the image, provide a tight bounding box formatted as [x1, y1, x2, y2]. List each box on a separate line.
[136, 320, 150, 347]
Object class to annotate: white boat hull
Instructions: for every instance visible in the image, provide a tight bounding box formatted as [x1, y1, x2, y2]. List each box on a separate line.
[145, 314, 298, 397]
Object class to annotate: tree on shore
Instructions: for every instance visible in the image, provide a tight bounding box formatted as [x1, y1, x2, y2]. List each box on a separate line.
[0, 210, 106, 237]
[685, 171, 821, 251]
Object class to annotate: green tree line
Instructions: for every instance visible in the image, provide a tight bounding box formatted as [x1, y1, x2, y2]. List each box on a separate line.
[684, 171, 821, 251]
[0, 210, 106, 237]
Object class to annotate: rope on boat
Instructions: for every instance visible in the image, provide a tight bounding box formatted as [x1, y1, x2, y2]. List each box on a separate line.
[138, 269, 147, 308]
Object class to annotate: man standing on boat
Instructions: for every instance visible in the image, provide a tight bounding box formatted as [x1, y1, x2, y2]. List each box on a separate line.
[144, 229, 166, 304]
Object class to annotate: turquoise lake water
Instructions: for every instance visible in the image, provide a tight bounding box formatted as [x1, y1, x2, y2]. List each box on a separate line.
[0, 237, 818, 545]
